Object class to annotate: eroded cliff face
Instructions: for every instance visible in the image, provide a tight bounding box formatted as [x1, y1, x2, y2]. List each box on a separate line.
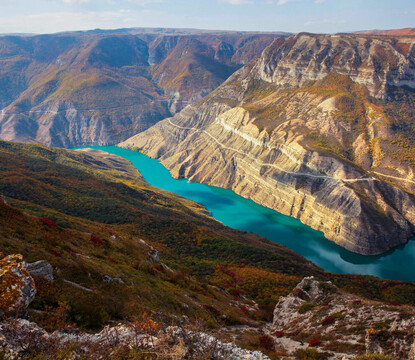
[0, 30, 282, 147]
[254, 33, 415, 99]
[120, 33, 415, 255]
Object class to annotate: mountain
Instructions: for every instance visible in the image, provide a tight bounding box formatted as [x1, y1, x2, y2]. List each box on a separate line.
[357, 28, 415, 36]
[120, 32, 415, 255]
[2, 140, 415, 359]
[0, 30, 284, 147]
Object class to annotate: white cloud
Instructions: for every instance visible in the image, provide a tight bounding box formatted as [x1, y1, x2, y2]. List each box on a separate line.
[62, 0, 90, 4]
[221, 0, 254, 4]
[277, 0, 295, 5]
[0, 9, 140, 34]
[314, 0, 325, 3]
[127, 0, 163, 4]
[304, 18, 345, 26]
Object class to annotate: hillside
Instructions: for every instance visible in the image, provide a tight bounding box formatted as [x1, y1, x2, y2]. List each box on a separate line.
[2, 141, 415, 358]
[120, 32, 415, 256]
[0, 30, 283, 147]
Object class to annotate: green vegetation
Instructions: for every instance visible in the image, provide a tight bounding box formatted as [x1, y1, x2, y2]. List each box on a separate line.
[355, 354, 394, 360]
[2, 140, 415, 352]
[299, 302, 318, 314]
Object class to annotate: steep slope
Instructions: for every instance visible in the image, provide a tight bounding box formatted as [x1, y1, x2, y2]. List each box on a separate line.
[0, 140, 321, 327]
[120, 32, 415, 255]
[2, 141, 415, 358]
[0, 30, 283, 147]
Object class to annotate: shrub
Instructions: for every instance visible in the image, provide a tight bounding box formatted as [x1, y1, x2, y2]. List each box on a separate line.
[203, 305, 221, 317]
[308, 338, 321, 347]
[229, 288, 243, 297]
[90, 234, 104, 247]
[321, 316, 335, 326]
[355, 354, 394, 360]
[299, 302, 317, 314]
[294, 348, 331, 360]
[275, 331, 285, 338]
[259, 335, 275, 351]
[293, 287, 309, 300]
[39, 218, 57, 228]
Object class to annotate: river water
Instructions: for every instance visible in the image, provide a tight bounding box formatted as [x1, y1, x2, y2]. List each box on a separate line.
[74, 145, 415, 282]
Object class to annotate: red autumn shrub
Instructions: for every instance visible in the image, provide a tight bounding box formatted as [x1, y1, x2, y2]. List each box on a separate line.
[308, 338, 321, 347]
[229, 288, 242, 297]
[240, 305, 249, 313]
[48, 249, 63, 258]
[203, 305, 221, 317]
[90, 234, 104, 247]
[259, 335, 275, 351]
[275, 331, 285, 338]
[322, 315, 335, 326]
[39, 218, 57, 228]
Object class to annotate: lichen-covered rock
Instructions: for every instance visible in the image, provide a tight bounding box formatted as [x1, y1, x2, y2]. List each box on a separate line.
[0, 254, 36, 319]
[271, 277, 415, 359]
[27, 260, 54, 282]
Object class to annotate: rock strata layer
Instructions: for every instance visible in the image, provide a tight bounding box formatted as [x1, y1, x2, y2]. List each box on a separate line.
[121, 33, 415, 255]
[270, 276, 415, 359]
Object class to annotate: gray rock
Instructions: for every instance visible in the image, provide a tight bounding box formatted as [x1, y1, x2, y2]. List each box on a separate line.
[27, 261, 54, 282]
[102, 275, 124, 284]
[365, 330, 384, 355]
[0, 194, 7, 205]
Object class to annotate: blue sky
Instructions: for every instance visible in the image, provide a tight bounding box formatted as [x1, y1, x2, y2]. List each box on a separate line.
[0, 0, 413, 34]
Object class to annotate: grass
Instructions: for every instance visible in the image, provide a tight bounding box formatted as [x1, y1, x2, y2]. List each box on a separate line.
[2, 140, 415, 341]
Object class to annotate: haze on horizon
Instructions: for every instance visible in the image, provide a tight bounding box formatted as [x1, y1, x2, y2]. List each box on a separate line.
[0, 0, 413, 35]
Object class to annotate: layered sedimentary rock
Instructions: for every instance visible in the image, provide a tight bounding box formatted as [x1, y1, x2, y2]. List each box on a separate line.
[0, 29, 282, 147]
[270, 277, 415, 359]
[121, 33, 415, 255]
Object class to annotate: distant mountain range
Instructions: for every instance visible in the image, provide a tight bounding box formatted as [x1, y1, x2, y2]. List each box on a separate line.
[0, 29, 284, 147]
[356, 27, 415, 36]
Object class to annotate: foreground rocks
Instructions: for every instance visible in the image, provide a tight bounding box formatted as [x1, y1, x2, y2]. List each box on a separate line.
[27, 261, 54, 282]
[0, 255, 36, 319]
[0, 319, 270, 360]
[269, 277, 415, 359]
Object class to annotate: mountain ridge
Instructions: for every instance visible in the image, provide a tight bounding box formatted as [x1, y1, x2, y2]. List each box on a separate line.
[120, 32, 415, 255]
[0, 29, 285, 147]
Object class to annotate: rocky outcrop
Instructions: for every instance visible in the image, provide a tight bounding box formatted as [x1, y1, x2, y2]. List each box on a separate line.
[254, 33, 415, 99]
[27, 261, 53, 282]
[0, 254, 36, 319]
[409, 337, 415, 360]
[269, 277, 415, 359]
[121, 33, 415, 255]
[0, 319, 270, 360]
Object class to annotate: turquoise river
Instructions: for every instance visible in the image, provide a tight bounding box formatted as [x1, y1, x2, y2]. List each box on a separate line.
[75, 145, 415, 282]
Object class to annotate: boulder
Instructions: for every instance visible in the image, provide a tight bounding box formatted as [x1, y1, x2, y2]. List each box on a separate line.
[0, 254, 36, 319]
[27, 260, 54, 282]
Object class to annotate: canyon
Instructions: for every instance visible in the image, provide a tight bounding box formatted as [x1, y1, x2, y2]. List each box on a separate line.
[121, 32, 415, 255]
[0, 29, 283, 147]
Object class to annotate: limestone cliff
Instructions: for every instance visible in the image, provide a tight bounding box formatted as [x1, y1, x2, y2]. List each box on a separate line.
[0, 30, 282, 147]
[270, 277, 415, 359]
[120, 33, 415, 255]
